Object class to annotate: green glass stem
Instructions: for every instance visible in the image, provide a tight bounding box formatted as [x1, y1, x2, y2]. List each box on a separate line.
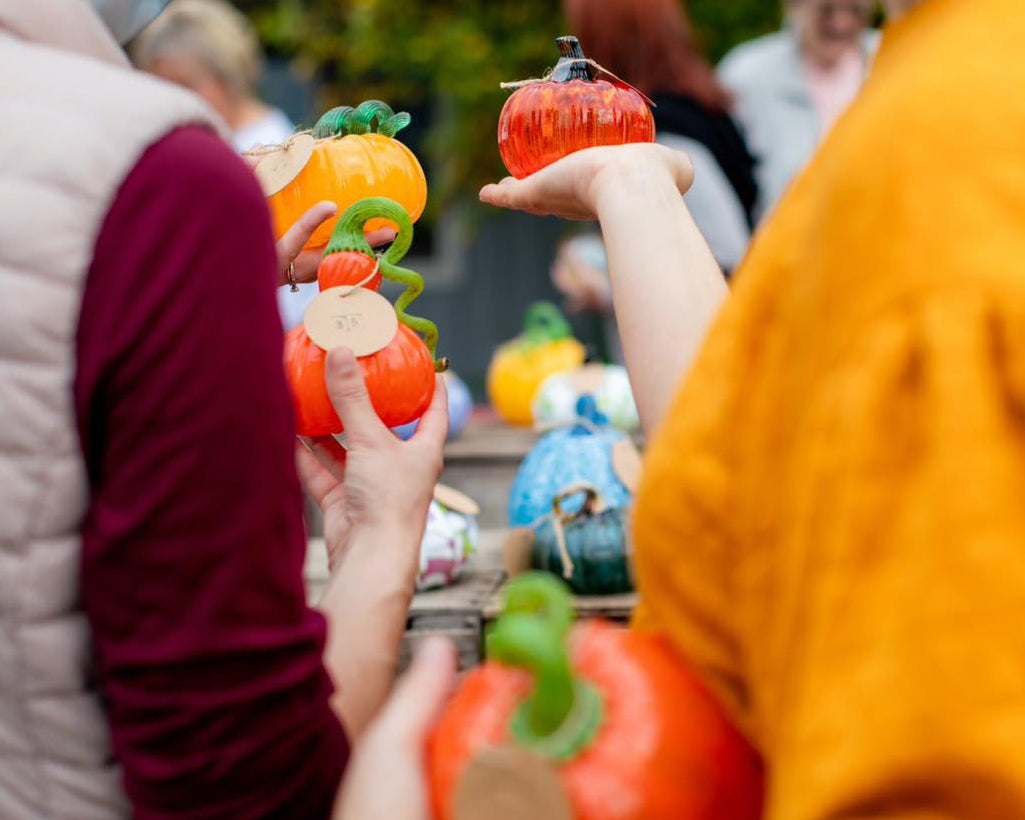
[486, 572, 603, 760]
[324, 197, 444, 370]
[312, 100, 411, 139]
[520, 301, 574, 349]
[324, 196, 414, 261]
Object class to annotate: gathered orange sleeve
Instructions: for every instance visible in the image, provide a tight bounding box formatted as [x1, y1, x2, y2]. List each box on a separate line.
[630, 0, 1025, 817]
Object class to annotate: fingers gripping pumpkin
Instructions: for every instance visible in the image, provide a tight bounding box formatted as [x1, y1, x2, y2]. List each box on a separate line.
[284, 197, 444, 437]
[268, 100, 427, 250]
[428, 573, 764, 820]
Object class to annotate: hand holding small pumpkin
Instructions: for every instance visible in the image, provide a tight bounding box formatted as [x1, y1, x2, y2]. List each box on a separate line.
[297, 346, 448, 571]
[479, 143, 694, 222]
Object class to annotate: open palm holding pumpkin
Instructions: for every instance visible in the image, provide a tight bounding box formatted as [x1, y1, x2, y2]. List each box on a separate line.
[480, 142, 694, 222]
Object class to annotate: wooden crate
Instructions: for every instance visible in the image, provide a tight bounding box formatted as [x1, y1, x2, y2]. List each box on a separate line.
[304, 530, 506, 671]
[305, 528, 637, 672]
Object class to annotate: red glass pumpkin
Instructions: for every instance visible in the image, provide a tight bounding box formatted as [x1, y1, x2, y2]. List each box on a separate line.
[284, 323, 435, 437]
[428, 574, 763, 820]
[498, 36, 655, 179]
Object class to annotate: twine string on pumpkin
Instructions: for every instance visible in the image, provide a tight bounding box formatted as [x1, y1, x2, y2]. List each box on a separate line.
[529, 482, 605, 581]
[241, 129, 315, 159]
[331, 260, 380, 296]
[500, 59, 656, 108]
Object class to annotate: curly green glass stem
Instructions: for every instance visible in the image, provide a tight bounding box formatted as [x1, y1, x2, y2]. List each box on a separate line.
[312, 100, 411, 139]
[486, 573, 603, 760]
[323, 197, 443, 369]
[324, 196, 414, 261]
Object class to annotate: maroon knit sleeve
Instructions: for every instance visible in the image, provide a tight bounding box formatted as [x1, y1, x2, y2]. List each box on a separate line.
[74, 125, 347, 819]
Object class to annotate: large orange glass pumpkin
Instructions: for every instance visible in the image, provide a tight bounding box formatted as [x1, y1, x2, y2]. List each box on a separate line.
[428, 573, 763, 820]
[268, 100, 427, 250]
[284, 197, 442, 437]
[498, 36, 655, 180]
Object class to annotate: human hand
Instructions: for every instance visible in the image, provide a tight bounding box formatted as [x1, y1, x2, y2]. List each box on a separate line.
[275, 202, 397, 287]
[331, 637, 456, 820]
[297, 347, 448, 571]
[479, 143, 694, 221]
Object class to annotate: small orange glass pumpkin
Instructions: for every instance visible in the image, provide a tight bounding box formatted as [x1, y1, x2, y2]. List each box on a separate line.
[498, 36, 655, 179]
[428, 574, 763, 820]
[268, 101, 427, 250]
[284, 197, 443, 437]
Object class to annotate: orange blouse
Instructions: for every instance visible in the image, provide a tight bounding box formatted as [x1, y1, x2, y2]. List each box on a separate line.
[632, 1, 1025, 817]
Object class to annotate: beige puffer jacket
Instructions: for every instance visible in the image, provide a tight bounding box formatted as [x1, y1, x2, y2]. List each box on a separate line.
[0, 1, 217, 815]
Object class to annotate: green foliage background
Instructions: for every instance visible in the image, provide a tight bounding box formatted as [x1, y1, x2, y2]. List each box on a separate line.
[236, 0, 782, 208]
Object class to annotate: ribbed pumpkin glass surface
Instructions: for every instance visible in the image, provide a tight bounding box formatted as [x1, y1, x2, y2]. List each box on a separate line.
[284, 323, 435, 437]
[268, 101, 427, 249]
[498, 36, 654, 179]
[531, 488, 632, 595]
[428, 574, 764, 820]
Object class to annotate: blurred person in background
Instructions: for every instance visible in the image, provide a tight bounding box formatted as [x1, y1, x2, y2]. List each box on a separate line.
[132, 0, 318, 328]
[719, 0, 879, 219]
[563, 0, 757, 276]
[0, 0, 446, 817]
[132, 0, 292, 151]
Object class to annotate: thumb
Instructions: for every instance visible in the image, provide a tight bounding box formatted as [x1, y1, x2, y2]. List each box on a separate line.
[372, 637, 457, 744]
[324, 346, 387, 444]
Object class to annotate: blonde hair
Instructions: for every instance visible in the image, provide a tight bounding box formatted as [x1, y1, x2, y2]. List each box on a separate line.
[131, 0, 263, 97]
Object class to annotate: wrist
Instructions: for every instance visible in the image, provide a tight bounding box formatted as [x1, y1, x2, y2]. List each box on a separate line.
[590, 152, 690, 217]
[332, 520, 423, 580]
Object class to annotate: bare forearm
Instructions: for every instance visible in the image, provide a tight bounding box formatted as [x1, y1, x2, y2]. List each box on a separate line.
[316, 525, 420, 740]
[594, 168, 728, 434]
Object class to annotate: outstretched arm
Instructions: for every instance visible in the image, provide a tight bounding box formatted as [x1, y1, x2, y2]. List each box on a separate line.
[480, 143, 728, 434]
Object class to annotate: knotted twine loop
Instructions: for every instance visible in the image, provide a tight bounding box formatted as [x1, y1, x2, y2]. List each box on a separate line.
[500, 59, 656, 108]
[241, 129, 315, 159]
[529, 482, 606, 580]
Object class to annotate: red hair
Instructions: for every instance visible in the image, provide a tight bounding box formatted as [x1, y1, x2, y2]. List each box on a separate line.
[563, 0, 730, 111]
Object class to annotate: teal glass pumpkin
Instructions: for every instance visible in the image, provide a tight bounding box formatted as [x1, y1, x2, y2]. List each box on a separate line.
[532, 485, 633, 595]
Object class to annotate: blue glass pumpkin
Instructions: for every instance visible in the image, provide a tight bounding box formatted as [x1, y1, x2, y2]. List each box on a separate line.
[508, 396, 632, 526]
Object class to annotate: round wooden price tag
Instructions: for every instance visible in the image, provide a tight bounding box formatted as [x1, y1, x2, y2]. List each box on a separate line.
[433, 484, 481, 516]
[303, 286, 398, 356]
[454, 746, 571, 820]
[252, 134, 315, 196]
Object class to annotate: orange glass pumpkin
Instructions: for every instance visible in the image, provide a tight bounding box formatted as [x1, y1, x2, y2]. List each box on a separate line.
[428, 573, 763, 820]
[498, 36, 655, 179]
[284, 197, 443, 437]
[268, 101, 427, 250]
[285, 323, 435, 437]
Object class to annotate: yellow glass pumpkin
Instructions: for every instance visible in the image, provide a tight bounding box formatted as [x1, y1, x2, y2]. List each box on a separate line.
[267, 101, 427, 250]
[487, 301, 585, 426]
